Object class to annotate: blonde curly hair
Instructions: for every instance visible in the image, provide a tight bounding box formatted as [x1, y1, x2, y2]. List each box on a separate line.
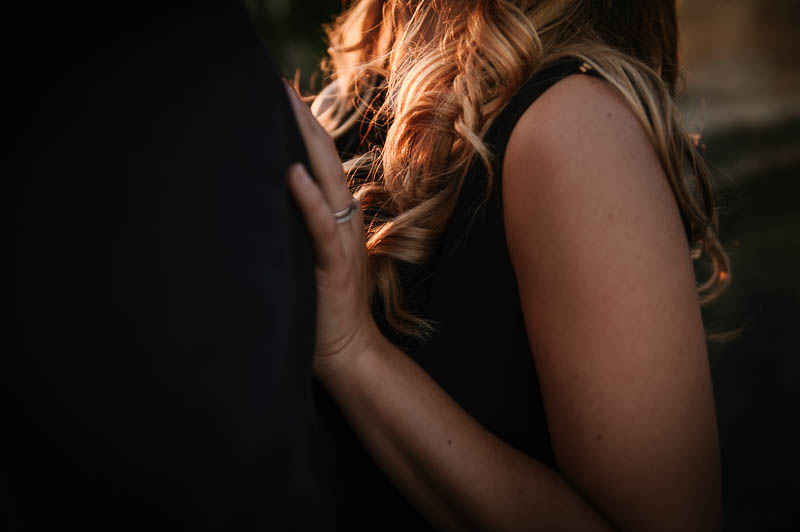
[312, 0, 729, 339]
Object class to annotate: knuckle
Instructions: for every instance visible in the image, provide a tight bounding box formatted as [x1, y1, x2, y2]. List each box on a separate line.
[304, 184, 326, 208]
[331, 249, 350, 276]
[318, 217, 338, 240]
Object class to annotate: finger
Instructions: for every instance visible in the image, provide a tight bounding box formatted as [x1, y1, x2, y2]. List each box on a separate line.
[284, 82, 343, 184]
[287, 163, 344, 269]
[284, 81, 320, 136]
[284, 83, 353, 212]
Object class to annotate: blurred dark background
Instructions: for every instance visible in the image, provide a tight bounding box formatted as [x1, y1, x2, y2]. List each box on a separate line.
[251, 0, 799, 529]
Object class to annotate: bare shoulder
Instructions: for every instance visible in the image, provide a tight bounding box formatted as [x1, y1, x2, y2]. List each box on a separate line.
[512, 71, 646, 137]
[502, 72, 688, 266]
[503, 72, 659, 198]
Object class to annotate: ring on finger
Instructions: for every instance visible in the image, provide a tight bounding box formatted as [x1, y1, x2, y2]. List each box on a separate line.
[333, 196, 360, 225]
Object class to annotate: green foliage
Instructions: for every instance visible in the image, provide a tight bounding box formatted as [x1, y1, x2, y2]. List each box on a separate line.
[245, 0, 341, 89]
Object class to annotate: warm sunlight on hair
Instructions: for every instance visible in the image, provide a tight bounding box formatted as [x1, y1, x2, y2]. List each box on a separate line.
[314, 0, 730, 338]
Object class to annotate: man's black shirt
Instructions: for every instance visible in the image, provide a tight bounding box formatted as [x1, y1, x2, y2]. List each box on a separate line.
[5, 4, 330, 530]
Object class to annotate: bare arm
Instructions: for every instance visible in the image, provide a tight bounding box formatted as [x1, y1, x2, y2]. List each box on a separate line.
[502, 74, 721, 531]
[316, 333, 614, 531]
[286, 74, 721, 530]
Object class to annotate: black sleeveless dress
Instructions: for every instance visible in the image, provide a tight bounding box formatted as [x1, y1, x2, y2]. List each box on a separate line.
[314, 58, 592, 530]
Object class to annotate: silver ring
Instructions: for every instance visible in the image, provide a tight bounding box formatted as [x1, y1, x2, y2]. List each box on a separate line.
[333, 197, 359, 224]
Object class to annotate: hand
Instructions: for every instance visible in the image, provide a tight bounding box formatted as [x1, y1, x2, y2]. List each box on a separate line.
[284, 83, 383, 378]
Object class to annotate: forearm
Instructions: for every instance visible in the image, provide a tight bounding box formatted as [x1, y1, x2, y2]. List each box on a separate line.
[316, 335, 614, 532]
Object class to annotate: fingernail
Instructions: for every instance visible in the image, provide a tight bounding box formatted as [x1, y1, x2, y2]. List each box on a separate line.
[288, 163, 308, 182]
[283, 79, 298, 97]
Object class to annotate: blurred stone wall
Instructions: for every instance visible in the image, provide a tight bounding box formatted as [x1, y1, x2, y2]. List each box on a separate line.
[677, 3, 800, 531]
[679, 0, 800, 133]
[678, 0, 800, 188]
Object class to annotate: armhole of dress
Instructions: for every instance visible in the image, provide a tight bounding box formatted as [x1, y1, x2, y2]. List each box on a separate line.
[493, 59, 597, 169]
[431, 59, 597, 256]
[490, 58, 596, 204]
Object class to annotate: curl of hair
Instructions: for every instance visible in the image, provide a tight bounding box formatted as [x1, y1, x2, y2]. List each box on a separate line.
[313, 0, 730, 340]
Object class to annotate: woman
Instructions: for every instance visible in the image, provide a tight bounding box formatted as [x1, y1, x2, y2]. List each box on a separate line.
[285, 0, 729, 530]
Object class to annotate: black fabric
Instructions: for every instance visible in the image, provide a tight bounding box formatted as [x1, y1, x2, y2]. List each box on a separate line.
[315, 58, 589, 530]
[5, 4, 331, 530]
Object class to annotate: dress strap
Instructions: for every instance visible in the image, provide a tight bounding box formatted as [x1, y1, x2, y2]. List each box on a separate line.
[440, 58, 594, 258]
[487, 57, 594, 177]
